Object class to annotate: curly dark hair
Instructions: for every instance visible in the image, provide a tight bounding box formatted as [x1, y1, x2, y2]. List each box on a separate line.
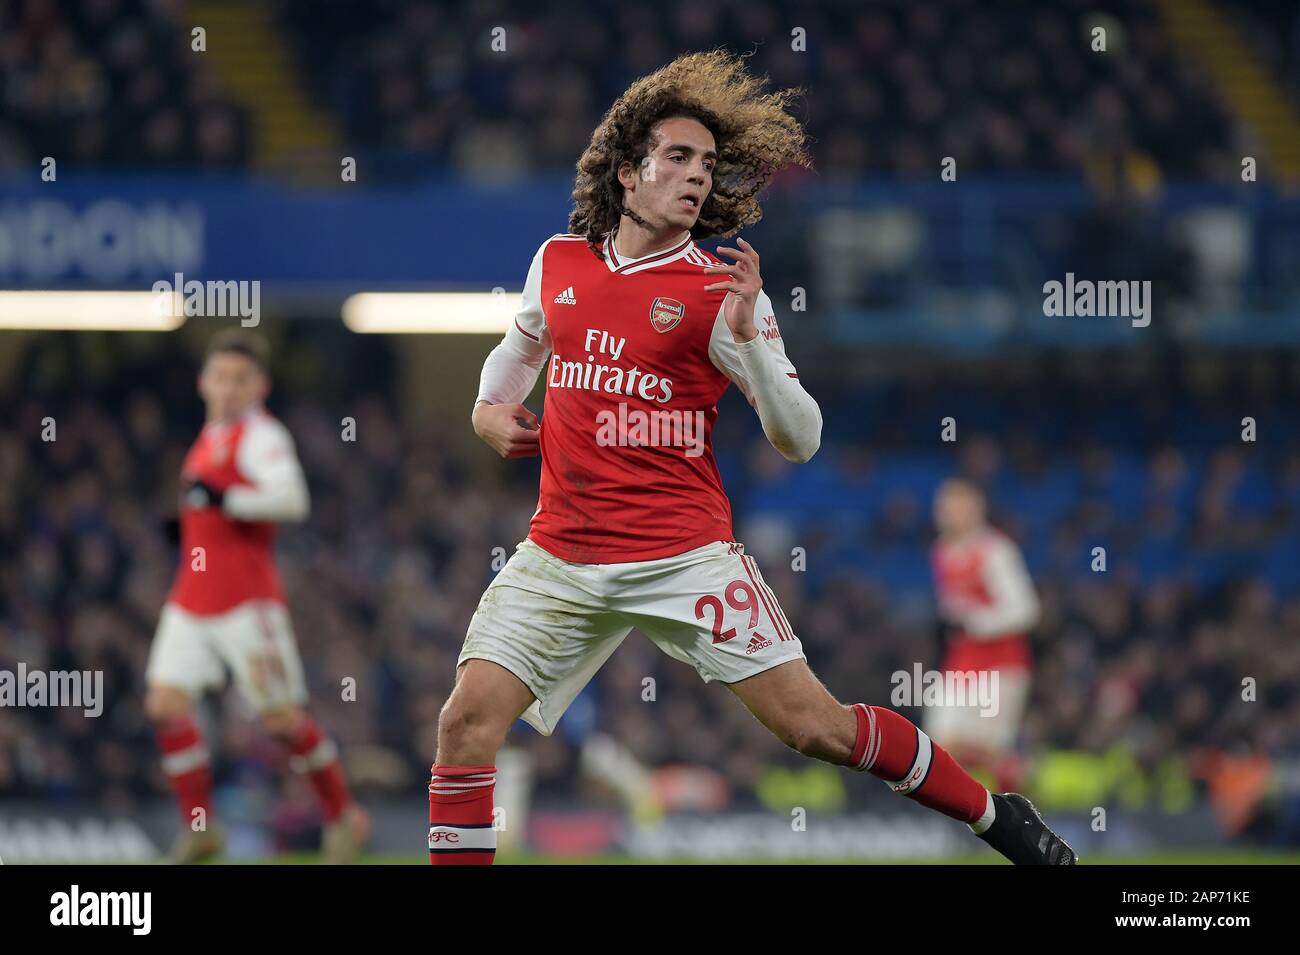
[568, 49, 811, 258]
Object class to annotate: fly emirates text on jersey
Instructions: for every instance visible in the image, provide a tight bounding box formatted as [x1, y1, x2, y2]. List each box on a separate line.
[548, 327, 706, 458]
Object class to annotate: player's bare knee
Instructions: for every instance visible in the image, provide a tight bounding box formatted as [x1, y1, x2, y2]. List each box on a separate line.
[780, 717, 841, 762]
[437, 697, 506, 760]
[786, 724, 823, 758]
[437, 700, 495, 749]
[145, 685, 192, 725]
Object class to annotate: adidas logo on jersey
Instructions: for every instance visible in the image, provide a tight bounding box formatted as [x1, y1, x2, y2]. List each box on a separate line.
[745, 633, 773, 655]
[553, 286, 577, 305]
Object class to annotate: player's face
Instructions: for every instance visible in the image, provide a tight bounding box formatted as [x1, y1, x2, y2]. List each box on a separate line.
[630, 117, 717, 232]
[198, 351, 268, 423]
[935, 483, 984, 537]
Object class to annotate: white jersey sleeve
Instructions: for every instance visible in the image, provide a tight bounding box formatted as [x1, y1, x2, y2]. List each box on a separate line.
[708, 288, 822, 463]
[962, 536, 1041, 638]
[476, 239, 553, 408]
[224, 413, 310, 522]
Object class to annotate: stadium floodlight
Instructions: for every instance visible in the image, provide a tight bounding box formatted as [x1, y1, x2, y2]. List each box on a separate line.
[341, 292, 517, 334]
[0, 291, 187, 331]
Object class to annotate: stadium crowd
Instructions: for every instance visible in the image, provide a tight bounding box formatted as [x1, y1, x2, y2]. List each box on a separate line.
[0, 0, 1253, 181]
[1, 332, 1297, 845]
[290, 0, 1238, 181]
[0, 0, 251, 169]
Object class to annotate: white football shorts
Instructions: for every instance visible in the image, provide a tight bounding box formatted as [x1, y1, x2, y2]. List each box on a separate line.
[922, 669, 1030, 754]
[460, 537, 806, 735]
[147, 599, 308, 712]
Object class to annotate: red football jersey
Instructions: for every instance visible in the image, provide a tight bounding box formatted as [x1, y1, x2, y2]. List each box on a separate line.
[167, 408, 293, 614]
[493, 232, 804, 563]
[932, 528, 1040, 671]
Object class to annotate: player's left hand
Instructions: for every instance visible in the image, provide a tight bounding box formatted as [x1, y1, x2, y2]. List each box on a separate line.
[704, 236, 762, 343]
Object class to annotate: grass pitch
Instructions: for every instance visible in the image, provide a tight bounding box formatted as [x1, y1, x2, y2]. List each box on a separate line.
[246, 850, 1300, 865]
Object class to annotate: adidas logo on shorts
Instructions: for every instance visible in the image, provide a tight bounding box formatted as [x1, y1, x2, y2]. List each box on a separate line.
[553, 286, 577, 304]
[745, 633, 773, 655]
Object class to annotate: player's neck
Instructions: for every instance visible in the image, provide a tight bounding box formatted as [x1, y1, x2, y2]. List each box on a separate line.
[943, 525, 985, 546]
[206, 402, 259, 427]
[612, 218, 689, 261]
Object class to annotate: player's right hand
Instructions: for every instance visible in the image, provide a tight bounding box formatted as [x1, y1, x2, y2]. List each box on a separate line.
[473, 401, 541, 459]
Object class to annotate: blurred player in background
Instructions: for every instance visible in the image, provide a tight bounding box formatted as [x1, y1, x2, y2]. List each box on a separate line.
[430, 51, 1074, 866]
[928, 479, 1041, 793]
[145, 330, 368, 863]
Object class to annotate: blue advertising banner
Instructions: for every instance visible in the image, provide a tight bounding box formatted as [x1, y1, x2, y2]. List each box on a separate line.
[2, 174, 1295, 347]
[0, 174, 575, 289]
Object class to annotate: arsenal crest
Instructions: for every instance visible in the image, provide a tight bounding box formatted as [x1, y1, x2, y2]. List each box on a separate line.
[650, 296, 685, 333]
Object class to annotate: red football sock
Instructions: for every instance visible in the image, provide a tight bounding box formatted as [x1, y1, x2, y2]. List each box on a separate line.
[848, 703, 990, 824]
[155, 715, 214, 828]
[428, 764, 497, 865]
[286, 715, 351, 823]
